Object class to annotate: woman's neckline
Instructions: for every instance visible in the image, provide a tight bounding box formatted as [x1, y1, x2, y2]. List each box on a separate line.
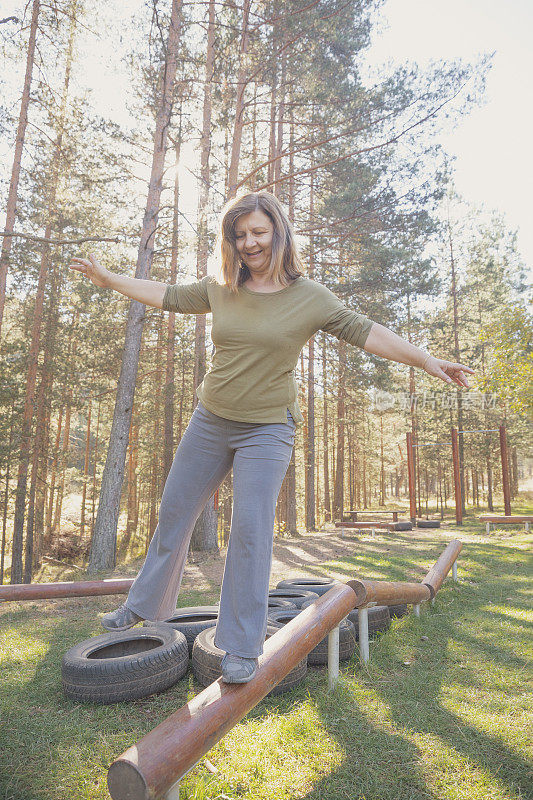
[240, 276, 302, 296]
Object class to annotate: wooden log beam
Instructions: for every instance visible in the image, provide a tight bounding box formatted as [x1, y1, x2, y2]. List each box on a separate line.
[421, 539, 463, 598]
[346, 578, 431, 607]
[0, 578, 134, 601]
[107, 583, 358, 800]
[107, 540, 463, 800]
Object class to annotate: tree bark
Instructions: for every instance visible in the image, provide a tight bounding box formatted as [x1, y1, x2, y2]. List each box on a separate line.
[88, 0, 182, 572]
[333, 340, 346, 519]
[0, 0, 40, 335]
[226, 0, 251, 199]
[10, 4, 77, 582]
[191, 0, 218, 553]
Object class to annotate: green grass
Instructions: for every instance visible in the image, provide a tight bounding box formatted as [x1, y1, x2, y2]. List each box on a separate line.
[1, 521, 532, 800]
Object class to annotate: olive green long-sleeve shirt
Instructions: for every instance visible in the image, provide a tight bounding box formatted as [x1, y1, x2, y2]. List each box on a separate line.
[162, 274, 374, 431]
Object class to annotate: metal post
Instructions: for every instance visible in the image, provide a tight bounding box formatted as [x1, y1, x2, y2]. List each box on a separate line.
[166, 780, 180, 800]
[413, 604, 420, 617]
[452, 561, 458, 582]
[328, 624, 340, 690]
[431, 597, 435, 606]
[371, 527, 375, 539]
[358, 606, 369, 664]
[486, 522, 491, 535]
[165, 754, 206, 799]
[526, 522, 530, 532]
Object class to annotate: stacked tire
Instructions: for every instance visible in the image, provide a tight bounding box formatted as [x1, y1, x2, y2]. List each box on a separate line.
[267, 607, 356, 665]
[191, 625, 307, 697]
[62, 574, 403, 704]
[277, 576, 406, 628]
[61, 625, 189, 704]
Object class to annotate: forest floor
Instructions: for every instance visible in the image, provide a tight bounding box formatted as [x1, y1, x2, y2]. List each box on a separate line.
[1, 503, 532, 800]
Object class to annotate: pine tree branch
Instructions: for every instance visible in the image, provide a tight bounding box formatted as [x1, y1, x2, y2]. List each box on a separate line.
[0, 232, 125, 245]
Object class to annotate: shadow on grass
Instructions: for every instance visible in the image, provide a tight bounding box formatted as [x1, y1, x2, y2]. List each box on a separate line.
[243, 539, 531, 800]
[1, 535, 530, 800]
[0, 589, 219, 800]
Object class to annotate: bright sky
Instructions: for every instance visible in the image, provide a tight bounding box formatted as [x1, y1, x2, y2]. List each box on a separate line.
[362, 0, 532, 273]
[1, 0, 531, 276]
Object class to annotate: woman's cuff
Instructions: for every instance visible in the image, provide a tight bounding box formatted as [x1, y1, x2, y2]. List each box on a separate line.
[419, 352, 433, 370]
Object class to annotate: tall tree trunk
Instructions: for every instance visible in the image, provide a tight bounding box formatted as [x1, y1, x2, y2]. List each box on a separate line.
[284, 109, 297, 534]
[379, 414, 386, 506]
[191, 0, 218, 552]
[80, 400, 92, 541]
[305, 164, 316, 531]
[321, 332, 331, 522]
[0, 0, 40, 335]
[226, 0, 251, 199]
[0, 401, 16, 584]
[273, 49, 286, 196]
[163, 109, 183, 484]
[267, 62, 277, 187]
[333, 340, 346, 519]
[10, 5, 77, 583]
[149, 319, 164, 541]
[23, 367, 48, 582]
[406, 294, 420, 515]
[88, 0, 182, 572]
[446, 192, 465, 514]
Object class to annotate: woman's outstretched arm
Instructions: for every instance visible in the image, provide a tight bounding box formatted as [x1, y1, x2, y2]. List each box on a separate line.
[69, 253, 167, 309]
[363, 322, 474, 388]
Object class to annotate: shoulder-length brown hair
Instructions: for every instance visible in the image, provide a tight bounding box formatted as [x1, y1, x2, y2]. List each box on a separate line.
[216, 190, 305, 293]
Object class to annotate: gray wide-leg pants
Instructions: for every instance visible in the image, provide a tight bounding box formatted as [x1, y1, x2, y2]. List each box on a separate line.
[125, 401, 295, 657]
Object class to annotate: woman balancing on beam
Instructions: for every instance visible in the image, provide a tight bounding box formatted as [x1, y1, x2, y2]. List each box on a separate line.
[69, 190, 473, 684]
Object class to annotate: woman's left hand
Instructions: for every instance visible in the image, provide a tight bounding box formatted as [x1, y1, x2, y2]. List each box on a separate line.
[421, 356, 474, 388]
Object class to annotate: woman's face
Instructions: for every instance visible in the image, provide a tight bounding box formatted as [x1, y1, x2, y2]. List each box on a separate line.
[234, 210, 274, 276]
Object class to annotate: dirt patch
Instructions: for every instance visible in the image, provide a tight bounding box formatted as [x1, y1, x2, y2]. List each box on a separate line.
[181, 523, 462, 591]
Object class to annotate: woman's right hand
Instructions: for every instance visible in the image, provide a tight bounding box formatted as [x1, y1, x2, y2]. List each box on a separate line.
[69, 253, 111, 288]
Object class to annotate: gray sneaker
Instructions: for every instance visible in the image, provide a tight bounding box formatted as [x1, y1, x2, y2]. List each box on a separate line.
[221, 652, 258, 683]
[101, 602, 144, 631]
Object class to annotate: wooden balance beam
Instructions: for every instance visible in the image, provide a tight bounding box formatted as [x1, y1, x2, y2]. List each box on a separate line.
[479, 514, 532, 534]
[0, 578, 134, 602]
[107, 540, 462, 800]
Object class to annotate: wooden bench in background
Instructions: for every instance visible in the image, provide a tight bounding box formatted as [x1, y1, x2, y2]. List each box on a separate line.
[334, 520, 413, 537]
[344, 510, 403, 522]
[479, 514, 532, 534]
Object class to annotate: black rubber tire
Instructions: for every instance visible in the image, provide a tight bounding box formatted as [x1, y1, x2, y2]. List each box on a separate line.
[392, 521, 413, 531]
[267, 598, 298, 610]
[275, 577, 343, 597]
[145, 602, 297, 657]
[388, 603, 409, 618]
[191, 624, 307, 697]
[301, 599, 392, 640]
[61, 625, 189, 704]
[268, 588, 320, 608]
[143, 606, 219, 657]
[346, 605, 391, 638]
[416, 519, 441, 528]
[267, 608, 356, 665]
